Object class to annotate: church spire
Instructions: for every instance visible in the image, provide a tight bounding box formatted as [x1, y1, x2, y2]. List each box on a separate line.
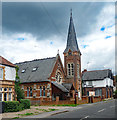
[64, 10, 80, 54]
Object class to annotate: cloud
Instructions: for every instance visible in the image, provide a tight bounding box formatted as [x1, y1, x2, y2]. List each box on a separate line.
[2, 2, 106, 39]
[0, 33, 65, 64]
[79, 3, 115, 74]
[1, 2, 115, 75]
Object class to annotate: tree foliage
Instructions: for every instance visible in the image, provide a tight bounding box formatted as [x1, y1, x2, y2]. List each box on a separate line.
[15, 65, 24, 101]
[116, 75, 117, 82]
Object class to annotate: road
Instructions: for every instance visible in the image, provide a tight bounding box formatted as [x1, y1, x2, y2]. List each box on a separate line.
[47, 99, 117, 119]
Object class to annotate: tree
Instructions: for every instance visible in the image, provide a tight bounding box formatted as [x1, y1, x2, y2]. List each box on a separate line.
[116, 75, 117, 82]
[15, 65, 24, 101]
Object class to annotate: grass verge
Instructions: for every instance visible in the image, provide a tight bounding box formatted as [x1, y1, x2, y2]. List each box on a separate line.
[52, 104, 78, 107]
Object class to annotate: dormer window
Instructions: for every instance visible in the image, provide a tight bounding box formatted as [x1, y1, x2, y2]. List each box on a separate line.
[32, 67, 38, 72]
[21, 69, 26, 73]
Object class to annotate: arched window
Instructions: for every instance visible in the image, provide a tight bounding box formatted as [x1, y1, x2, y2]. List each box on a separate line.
[27, 87, 29, 97]
[43, 86, 45, 96]
[55, 71, 62, 83]
[40, 86, 42, 96]
[30, 87, 32, 97]
[4, 93, 7, 101]
[67, 63, 74, 76]
[77, 64, 80, 78]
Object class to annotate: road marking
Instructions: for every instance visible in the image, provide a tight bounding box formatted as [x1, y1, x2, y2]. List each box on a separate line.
[80, 115, 89, 120]
[84, 115, 89, 118]
[98, 109, 105, 113]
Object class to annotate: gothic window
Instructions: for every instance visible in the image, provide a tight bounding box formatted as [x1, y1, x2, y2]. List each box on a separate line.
[43, 86, 45, 96]
[30, 87, 32, 97]
[67, 63, 74, 76]
[77, 64, 80, 78]
[40, 86, 42, 96]
[71, 64, 74, 75]
[55, 71, 62, 83]
[68, 64, 71, 76]
[0, 68, 3, 79]
[27, 87, 29, 97]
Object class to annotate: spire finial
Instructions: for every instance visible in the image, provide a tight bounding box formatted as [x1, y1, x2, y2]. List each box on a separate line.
[70, 8, 72, 18]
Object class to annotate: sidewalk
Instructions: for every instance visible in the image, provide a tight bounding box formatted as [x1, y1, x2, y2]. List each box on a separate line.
[24, 99, 114, 119]
[1, 99, 113, 119]
[23, 106, 83, 118]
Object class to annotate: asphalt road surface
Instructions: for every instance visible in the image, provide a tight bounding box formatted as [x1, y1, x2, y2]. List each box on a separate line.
[47, 99, 117, 119]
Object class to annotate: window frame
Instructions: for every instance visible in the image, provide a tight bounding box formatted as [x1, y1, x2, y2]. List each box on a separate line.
[67, 63, 74, 77]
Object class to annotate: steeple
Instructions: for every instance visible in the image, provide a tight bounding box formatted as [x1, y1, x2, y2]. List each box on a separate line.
[64, 10, 80, 54]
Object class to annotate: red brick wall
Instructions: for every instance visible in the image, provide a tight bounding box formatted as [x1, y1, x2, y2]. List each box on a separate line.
[64, 51, 82, 93]
[20, 81, 52, 101]
[83, 87, 113, 99]
[49, 54, 65, 83]
[52, 83, 68, 100]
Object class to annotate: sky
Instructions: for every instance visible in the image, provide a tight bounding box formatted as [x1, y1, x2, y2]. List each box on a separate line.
[0, 1, 116, 74]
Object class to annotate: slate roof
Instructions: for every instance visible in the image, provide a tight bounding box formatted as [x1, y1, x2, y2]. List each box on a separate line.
[16, 57, 57, 83]
[0, 56, 16, 67]
[82, 69, 113, 81]
[51, 81, 69, 93]
[62, 83, 73, 91]
[64, 11, 80, 54]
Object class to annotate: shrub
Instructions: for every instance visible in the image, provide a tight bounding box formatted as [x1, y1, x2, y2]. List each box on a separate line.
[20, 99, 30, 110]
[15, 81, 25, 101]
[114, 90, 117, 95]
[4, 101, 19, 112]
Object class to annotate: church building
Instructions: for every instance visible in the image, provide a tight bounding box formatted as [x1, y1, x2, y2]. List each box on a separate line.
[16, 11, 82, 102]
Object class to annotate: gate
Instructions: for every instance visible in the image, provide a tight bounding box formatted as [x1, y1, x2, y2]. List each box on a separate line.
[88, 96, 93, 103]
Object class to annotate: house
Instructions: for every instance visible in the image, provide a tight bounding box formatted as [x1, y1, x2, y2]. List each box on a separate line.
[0, 56, 16, 101]
[82, 69, 114, 99]
[113, 75, 117, 92]
[16, 11, 82, 102]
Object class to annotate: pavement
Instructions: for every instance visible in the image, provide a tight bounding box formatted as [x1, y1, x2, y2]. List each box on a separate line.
[1, 98, 115, 120]
[22, 99, 114, 119]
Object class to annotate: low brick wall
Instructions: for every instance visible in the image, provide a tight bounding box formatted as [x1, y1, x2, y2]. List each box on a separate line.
[93, 96, 102, 103]
[31, 100, 75, 106]
[31, 96, 102, 105]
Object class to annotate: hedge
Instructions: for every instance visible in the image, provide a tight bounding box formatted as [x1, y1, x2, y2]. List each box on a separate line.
[3, 99, 31, 113]
[4, 101, 19, 112]
[20, 99, 30, 110]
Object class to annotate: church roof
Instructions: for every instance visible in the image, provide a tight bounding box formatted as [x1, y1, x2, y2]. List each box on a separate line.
[16, 57, 57, 83]
[0, 56, 16, 67]
[64, 10, 80, 54]
[82, 69, 113, 81]
[52, 81, 69, 93]
[62, 83, 73, 91]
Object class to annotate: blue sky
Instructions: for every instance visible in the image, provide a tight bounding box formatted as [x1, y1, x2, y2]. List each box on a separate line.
[0, 2, 115, 74]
